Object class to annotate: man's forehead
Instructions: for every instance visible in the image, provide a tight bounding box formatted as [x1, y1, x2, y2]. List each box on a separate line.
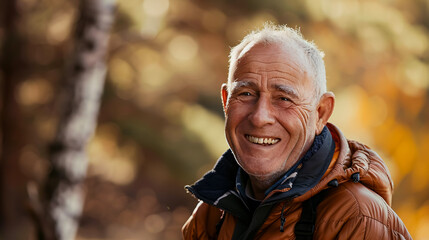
[234, 61, 303, 77]
[234, 43, 308, 74]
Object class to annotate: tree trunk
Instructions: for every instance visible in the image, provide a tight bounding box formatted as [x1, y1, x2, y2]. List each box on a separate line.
[0, 0, 30, 239]
[39, 0, 116, 239]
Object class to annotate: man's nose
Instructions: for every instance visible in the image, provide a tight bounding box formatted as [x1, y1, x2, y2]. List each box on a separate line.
[249, 95, 275, 127]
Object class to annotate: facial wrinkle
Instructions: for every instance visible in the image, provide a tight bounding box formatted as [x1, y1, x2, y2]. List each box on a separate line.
[295, 103, 313, 122]
[280, 132, 301, 175]
[236, 60, 306, 76]
[235, 59, 304, 77]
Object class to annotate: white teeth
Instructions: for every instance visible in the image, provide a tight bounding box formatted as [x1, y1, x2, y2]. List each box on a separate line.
[246, 135, 279, 145]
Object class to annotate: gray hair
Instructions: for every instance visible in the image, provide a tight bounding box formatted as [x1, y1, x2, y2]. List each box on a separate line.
[227, 24, 327, 99]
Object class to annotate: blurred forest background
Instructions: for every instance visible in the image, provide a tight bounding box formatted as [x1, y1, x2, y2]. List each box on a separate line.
[1, 0, 429, 239]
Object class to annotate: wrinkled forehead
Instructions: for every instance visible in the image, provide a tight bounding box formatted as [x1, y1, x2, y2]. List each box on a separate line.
[233, 43, 311, 78]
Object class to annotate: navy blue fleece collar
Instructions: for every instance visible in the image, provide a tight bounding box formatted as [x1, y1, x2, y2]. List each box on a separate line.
[185, 149, 238, 205]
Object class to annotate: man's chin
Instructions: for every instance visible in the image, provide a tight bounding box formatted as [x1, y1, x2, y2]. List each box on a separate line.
[239, 161, 283, 177]
[246, 169, 286, 187]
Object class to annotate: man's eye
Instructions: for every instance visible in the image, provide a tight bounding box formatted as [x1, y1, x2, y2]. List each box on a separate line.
[280, 97, 290, 101]
[240, 92, 252, 96]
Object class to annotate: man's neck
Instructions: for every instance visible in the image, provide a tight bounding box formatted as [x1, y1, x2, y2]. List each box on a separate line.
[246, 156, 303, 200]
[248, 174, 282, 200]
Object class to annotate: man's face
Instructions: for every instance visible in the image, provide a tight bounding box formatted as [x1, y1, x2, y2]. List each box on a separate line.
[222, 43, 321, 180]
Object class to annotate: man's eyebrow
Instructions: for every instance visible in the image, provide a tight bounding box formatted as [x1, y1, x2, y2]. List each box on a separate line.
[272, 84, 299, 99]
[231, 80, 257, 90]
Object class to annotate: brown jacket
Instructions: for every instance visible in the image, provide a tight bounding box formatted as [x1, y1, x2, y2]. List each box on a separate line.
[183, 123, 412, 239]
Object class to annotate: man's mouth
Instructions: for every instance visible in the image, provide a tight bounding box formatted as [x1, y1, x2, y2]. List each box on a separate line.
[245, 134, 280, 145]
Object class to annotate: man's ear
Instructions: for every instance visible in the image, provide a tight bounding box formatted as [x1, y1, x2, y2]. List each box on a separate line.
[316, 92, 335, 134]
[221, 83, 229, 111]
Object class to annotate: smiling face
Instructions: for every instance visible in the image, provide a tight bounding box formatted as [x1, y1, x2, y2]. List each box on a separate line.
[222, 43, 331, 184]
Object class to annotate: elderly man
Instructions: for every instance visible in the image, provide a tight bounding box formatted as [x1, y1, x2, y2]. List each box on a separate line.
[182, 25, 411, 239]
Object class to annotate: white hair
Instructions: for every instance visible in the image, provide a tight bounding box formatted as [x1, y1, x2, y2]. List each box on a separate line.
[227, 24, 327, 99]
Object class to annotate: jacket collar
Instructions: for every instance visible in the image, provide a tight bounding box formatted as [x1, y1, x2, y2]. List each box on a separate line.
[185, 149, 238, 205]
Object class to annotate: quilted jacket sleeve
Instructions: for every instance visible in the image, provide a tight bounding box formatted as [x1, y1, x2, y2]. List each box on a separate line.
[182, 201, 222, 240]
[336, 214, 411, 239]
[317, 182, 412, 240]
